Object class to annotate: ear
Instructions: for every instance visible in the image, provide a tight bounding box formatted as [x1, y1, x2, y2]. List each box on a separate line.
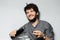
[37, 13, 38, 15]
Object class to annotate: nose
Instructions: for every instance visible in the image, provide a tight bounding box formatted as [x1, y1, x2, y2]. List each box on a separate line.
[27, 12, 32, 16]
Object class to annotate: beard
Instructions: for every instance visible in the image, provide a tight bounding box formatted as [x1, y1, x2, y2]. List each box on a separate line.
[28, 15, 38, 23]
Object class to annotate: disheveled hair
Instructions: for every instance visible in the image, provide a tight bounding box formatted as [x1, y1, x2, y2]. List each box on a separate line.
[24, 3, 40, 19]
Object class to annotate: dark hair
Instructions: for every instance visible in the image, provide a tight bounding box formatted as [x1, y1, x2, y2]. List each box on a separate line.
[24, 3, 40, 19]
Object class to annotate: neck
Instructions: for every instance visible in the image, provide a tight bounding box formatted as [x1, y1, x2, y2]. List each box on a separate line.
[31, 19, 39, 27]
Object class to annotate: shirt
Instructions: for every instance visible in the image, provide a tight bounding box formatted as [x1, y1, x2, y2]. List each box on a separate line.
[11, 20, 54, 40]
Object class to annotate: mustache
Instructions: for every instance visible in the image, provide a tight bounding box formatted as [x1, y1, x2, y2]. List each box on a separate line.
[28, 14, 34, 17]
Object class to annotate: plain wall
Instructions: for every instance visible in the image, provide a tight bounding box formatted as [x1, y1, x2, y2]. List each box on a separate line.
[0, 0, 60, 40]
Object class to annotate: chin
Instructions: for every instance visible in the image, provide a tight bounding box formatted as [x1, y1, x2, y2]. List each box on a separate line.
[28, 17, 36, 22]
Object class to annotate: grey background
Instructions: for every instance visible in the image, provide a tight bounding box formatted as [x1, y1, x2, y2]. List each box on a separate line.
[0, 0, 60, 40]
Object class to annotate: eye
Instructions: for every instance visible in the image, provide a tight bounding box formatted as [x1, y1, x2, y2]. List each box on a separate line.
[26, 12, 29, 14]
[30, 10, 33, 12]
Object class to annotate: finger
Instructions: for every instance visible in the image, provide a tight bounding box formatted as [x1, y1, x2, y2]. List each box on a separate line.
[33, 30, 40, 35]
[33, 30, 42, 33]
[32, 32, 38, 35]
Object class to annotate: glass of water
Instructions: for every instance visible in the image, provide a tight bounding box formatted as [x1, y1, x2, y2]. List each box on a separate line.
[17, 33, 30, 40]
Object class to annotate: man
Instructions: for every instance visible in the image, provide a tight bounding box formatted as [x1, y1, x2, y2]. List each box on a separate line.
[9, 3, 54, 40]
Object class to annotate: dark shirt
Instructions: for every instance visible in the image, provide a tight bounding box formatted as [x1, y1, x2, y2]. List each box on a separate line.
[10, 20, 54, 40]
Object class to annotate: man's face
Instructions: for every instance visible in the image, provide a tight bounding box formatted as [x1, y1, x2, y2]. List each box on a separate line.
[25, 8, 38, 21]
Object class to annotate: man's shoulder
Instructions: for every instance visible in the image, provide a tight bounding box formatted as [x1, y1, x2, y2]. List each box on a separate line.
[22, 22, 30, 27]
[40, 20, 50, 24]
[40, 20, 52, 28]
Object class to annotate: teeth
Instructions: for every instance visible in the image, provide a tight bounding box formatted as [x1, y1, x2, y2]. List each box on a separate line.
[30, 16, 32, 17]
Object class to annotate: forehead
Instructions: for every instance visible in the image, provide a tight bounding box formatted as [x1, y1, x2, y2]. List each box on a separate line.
[26, 8, 34, 12]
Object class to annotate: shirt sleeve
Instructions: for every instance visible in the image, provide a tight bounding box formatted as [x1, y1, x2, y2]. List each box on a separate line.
[45, 23, 54, 40]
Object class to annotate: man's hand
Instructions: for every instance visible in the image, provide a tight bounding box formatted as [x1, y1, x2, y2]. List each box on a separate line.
[9, 30, 16, 37]
[32, 30, 44, 38]
[32, 30, 50, 40]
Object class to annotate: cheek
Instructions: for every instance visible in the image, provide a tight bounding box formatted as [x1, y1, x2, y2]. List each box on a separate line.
[26, 12, 36, 18]
[26, 14, 30, 19]
[26, 14, 29, 17]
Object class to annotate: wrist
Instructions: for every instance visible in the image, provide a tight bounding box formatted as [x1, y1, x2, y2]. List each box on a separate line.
[43, 34, 46, 39]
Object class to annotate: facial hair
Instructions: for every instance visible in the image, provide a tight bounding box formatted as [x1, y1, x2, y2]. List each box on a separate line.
[28, 14, 38, 23]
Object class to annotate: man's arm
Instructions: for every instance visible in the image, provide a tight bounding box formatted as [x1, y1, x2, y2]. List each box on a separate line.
[9, 27, 24, 39]
[45, 23, 54, 40]
[32, 23, 54, 40]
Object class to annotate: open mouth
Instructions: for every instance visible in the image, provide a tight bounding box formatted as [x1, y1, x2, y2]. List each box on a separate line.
[29, 15, 34, 18]
[29, 15, 34, 19]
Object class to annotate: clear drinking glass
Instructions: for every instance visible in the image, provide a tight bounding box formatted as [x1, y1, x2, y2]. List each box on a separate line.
[17, 33, 30, 40]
